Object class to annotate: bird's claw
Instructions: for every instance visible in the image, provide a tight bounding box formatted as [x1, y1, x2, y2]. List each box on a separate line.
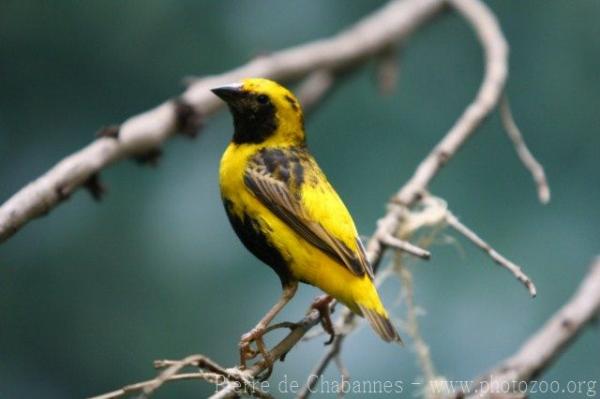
[239, 340, 258, 366]
[310, 294, 336, 345]
[239, 325, 276, 378]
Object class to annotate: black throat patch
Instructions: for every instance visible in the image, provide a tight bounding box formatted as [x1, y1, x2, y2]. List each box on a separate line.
[230, 95, 278, 144]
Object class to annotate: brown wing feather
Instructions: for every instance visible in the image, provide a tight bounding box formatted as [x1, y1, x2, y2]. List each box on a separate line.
[244, 150, 373, 278]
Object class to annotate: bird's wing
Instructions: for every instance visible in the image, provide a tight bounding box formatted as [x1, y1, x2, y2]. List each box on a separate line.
[244, 149, 374, 279]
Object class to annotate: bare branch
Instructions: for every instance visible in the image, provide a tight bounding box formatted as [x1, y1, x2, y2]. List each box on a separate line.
[368, 0, 512, 278]
[396, 0, 508, 206]
[144, 355, 236, 397]
[445, 209, 537, 297]
[89, 373, 221, 399]
[0, 0, 445, 244]
[88, 354, 275, 399]
[500, 95, 551, 204]
[451, 257, 600, 399]
[381, 234, 432, 260]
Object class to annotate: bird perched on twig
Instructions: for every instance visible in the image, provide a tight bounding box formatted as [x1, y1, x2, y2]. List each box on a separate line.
[213, 78, 401, 370]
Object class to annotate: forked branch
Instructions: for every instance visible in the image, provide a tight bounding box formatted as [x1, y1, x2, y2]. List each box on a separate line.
[445, 208, 537, 297]
[0, 0, 445, 244]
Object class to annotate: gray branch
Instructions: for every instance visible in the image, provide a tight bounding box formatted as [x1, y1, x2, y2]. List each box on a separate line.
[0, 0, 444, 244]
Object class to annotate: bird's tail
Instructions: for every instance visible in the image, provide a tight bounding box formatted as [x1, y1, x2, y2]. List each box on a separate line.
[352, 278, 403, 344]
[357, 304, 402, 344]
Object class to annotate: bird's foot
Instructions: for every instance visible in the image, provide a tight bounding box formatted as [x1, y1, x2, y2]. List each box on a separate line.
[239, 321, 300, 379]
[239, 324, 284, 381]
[310, 294, 336, 345]
[239, 326, 270, 365]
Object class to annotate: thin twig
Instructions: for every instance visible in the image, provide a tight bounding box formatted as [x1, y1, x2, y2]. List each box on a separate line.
[88, 373, 221, 399]
[143, 355, 231, 397]
[500, 94, 551, 204]
[445, 209, 537, 297]
[89, 354, 274, 399]
[382, 234, 432, 260]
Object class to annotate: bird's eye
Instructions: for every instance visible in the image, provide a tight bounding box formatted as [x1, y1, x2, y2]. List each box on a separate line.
[257, 94, 269, 104]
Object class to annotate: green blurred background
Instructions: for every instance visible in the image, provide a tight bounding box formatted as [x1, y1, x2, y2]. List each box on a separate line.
[1, 1, 599, 398]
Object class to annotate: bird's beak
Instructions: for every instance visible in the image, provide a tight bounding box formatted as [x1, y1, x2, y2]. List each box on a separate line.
[211, 83, 244, 103]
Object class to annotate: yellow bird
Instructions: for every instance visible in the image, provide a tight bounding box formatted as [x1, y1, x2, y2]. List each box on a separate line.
[213, 78, 401, 366]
